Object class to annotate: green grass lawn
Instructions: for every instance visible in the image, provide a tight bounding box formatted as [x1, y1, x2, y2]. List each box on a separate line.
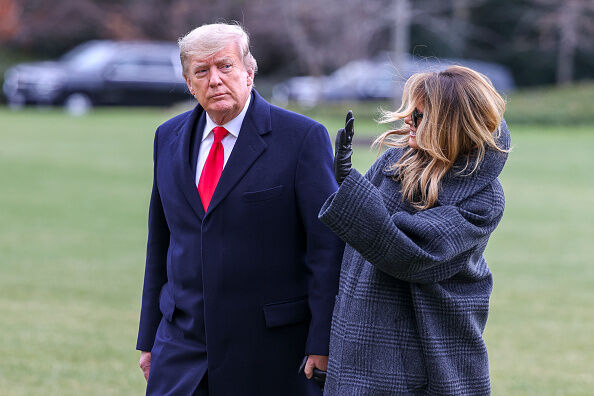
[1, 106, 593, 395]
[285, 81, 594, 133]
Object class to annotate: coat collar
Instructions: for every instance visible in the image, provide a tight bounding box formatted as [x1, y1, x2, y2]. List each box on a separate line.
[382, 120, 510, 206]
[171, 89, 272, 220]
[171, 103, 204, 220]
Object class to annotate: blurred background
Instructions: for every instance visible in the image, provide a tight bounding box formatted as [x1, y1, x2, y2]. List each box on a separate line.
[0, 0, 593, 395]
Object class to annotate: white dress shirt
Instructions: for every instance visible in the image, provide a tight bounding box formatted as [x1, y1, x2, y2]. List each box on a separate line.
[195, 94, 251, 186]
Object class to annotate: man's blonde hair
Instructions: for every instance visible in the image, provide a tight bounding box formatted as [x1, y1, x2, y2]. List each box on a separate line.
[178, 22, 258, 76]
[375, 65, 507, 210]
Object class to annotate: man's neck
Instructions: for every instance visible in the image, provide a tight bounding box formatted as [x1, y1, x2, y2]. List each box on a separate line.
[208, 110, 241, 126]
[206, 92, 252, 125]
[203, 94, 252, 139]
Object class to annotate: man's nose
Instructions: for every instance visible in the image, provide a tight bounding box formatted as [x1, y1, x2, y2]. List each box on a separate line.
[209, 68, 222, 86]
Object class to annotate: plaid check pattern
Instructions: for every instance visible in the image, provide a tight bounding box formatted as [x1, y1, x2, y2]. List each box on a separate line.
[319, 122, 510, 395]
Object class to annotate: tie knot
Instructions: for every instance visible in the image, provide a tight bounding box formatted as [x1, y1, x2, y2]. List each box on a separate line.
[212, 126, 228, 143]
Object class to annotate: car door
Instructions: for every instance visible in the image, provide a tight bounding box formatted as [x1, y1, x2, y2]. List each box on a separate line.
[102, 49, 188, 106]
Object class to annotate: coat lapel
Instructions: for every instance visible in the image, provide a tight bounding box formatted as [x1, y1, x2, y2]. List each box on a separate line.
[172, 104, 206, 220]
[205, 91, 271, 216]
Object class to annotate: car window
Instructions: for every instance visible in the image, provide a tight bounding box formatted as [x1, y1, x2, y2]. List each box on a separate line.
[62, 43, 113, 72]
[106, 54, 181, 83]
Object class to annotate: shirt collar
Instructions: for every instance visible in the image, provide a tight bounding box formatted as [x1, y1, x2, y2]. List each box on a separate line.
[202, 93, 251, 141]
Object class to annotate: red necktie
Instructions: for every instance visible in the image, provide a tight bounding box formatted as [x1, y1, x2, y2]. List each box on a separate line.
[198, 126, 228, 210]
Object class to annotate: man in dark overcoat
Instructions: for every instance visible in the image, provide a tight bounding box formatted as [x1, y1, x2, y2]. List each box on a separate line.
[136, 23, 343, 395]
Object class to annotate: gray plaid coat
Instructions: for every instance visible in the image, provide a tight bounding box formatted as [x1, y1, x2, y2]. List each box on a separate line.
[319, 123, 510, 395]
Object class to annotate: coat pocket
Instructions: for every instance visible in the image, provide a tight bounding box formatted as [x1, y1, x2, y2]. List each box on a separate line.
[242, 185, 284, 202]
[159, 282, 175, 322]
[263, 296, 310, 328]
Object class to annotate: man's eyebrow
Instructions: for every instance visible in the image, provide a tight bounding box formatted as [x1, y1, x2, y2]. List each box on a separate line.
[191, 57, 234, 70]
[191, 62, 209, 70]
[215, 57, 234, 64]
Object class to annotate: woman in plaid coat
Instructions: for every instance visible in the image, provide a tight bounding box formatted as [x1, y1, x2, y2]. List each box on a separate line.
[319, 66, 510, 395]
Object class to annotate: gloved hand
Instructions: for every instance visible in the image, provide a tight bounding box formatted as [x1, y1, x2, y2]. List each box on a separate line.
[334, 110, 355, 185]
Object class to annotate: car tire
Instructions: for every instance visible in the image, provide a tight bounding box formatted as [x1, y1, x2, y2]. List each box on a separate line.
[64, 93, 93, 116]
[7, 93, 26, 110]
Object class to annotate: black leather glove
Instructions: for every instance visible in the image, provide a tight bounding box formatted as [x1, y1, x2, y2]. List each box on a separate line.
[334, 110, 355, 185]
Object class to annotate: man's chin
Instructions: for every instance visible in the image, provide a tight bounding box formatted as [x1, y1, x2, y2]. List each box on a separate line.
[207, 104, 231, 114]
[205, 102, 239, 123]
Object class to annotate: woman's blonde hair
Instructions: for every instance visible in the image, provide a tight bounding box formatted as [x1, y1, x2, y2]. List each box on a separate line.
[374, 65, 507, 210]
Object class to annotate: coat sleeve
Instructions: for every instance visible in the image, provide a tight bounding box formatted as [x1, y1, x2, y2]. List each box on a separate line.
[136, 127, 170, 351]
[295, 124, 345, 356]
[319, 168, 504, 284]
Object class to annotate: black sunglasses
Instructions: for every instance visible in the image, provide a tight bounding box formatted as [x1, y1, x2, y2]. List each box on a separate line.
[412, 108, 423, 128]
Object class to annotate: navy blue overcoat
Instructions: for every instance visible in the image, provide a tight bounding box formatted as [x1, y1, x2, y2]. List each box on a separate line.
[136, 90, 344, 395]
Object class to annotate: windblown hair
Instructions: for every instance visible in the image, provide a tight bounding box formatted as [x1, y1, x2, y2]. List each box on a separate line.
[374, 65, 507, 210]
[178, 22, 258, 76]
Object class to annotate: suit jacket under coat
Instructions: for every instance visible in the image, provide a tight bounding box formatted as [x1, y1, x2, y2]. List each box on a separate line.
[319, 122, 510, 395]
[136, 90, 344, 395]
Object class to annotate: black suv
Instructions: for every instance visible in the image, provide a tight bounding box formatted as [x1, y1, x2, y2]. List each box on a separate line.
[3, 40, 191, 113]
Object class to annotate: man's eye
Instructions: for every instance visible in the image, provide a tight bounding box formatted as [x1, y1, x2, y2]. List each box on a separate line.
[222, 64, 232, 70]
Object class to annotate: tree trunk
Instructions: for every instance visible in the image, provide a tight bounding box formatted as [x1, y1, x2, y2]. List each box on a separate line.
[452, 0, 470, 55]
[556, 0, 579, 85]
[393, 0, 411, 104]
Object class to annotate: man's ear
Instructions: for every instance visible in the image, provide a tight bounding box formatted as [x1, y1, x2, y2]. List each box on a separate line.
[247, 69, 254, 87]
[184, 76, 194, 95]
